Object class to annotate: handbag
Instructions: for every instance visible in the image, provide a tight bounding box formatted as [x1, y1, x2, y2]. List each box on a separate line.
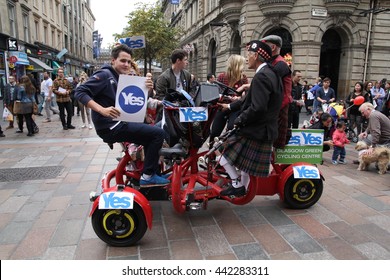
[2, 107, 11, 120]
[33, 102, 39, 115]
[13, 101, 22, 114]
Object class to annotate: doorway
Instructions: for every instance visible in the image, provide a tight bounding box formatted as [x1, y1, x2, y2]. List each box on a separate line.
[319, 29, 341, 97]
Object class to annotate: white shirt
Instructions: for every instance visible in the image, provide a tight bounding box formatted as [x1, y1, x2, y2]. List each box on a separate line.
[41, 78, 53, 97]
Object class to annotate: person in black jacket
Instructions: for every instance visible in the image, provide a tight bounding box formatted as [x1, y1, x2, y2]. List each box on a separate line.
[75, 44, 169, 187]
[218, 40, 283, 197]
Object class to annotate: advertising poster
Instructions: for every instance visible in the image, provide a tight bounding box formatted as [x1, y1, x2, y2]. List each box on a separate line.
[114, 75, 148, 123]
[275, 129, 324, 164]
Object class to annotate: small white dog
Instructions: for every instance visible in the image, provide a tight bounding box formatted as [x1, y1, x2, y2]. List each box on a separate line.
[355, 141, 390, 175]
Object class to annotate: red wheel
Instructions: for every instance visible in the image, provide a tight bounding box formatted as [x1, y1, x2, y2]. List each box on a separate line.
[171, 164, 186, 213]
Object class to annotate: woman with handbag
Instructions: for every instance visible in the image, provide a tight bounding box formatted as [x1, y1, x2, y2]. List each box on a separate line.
[14, 75, 36, 136]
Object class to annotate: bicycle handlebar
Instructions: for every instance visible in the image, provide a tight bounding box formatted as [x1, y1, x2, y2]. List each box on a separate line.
[213, 80, 240, 96]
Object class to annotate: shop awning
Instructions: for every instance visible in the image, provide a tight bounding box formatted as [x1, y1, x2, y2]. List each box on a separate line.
[52, 61, 61, 69]
[28, 57, 53, 71]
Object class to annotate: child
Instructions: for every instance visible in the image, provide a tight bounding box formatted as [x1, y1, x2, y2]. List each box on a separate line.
[332, 121, 350, 164]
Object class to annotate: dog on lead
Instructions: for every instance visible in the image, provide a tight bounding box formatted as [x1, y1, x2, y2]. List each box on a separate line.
[354, 141, 390, 175]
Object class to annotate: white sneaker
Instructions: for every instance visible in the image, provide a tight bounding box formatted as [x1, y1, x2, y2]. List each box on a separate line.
[81, 123, 86, 128]
[88, 124, 93, 129]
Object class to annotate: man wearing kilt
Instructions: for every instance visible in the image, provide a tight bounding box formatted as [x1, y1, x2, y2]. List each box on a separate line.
[219, 40, 283, 197]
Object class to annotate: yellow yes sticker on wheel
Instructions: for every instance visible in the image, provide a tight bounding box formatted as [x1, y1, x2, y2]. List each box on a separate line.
[98, 192, 134, 209]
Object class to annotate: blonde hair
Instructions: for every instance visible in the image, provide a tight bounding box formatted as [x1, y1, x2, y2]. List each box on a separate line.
[226, 55, 245, 88]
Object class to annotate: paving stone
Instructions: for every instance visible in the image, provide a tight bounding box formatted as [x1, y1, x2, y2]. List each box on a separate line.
[14, 202, 46, 222]
[248, 224, 292, 255]
[139, 220, 168, 250]
[290, 214, 335, 240]
[232, 243, 269, 260]
[325, 221, 370, 245]
[354, 223, 390, 251]
[276, 224, 323, 254]
[302, 251, 335, 260]
[140, 247, 170, 260]
[270, 251, 302, 260]
[170, 239, 203, 259]
[233, 207, 267, 226]
[355, 242, 390, 260]
[10, 226, 55, 259]
[354, 193, 390, 211]
[49, 219, 84, 247]
[318, 237, 366, 260]
[192, 225, 232, 257]
[0, 196, 29, 213]
[107, 244, 138, 259]
[43, 245, 77, 260]
[257, 206, 294, 226]
[75, 238, 107, 260]
[0, 221, 33, 244]
[366, 215, 390, 232]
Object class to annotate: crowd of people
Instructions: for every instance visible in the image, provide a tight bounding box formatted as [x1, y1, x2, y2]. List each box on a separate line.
[2, 36, 390, 190]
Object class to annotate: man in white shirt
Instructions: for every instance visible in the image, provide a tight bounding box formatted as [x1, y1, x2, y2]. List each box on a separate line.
[41, 71, 59, 122]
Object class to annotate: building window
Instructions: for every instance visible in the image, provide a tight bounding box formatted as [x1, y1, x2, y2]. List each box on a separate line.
[35, 21, 39, 41]
[52, 31, 55, 46]
[42, 0, 47, 15]
[50, 0, 54, 19]
[23, 13, 30, 42]
[8, 4, 17, 37]
[44, 25, 48, 43]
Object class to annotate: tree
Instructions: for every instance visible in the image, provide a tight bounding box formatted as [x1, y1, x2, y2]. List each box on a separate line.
[114, 2, 181, 75]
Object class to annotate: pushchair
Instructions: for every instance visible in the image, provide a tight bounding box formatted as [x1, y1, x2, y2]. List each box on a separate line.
[327, 100, 358, 143]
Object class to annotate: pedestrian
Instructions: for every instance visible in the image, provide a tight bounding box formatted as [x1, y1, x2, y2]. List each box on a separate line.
[331, 121, 350, 165]
[218, 40, 283, 197]
[289, 70, 304, 128]
[75, 44, 169, 187]
[308, 112, 334, 152]
[52, 67, 75, 130]
[209, 54, 248, 146]
[76, 72, 92, 129]
[155, 49, 193, 101]
[3, 75, 18, 129]
[371, 80, 386, 111]
[14, 75, 36, 136]
[316, 77, 336, 111]
[41, 71, 59, 122]
[0, 125, 5, 137]
[206, 73, 215, 84]
[260, 35, 292, 149]
[358, 102, 390, 150]
[345, 82, 369, 138]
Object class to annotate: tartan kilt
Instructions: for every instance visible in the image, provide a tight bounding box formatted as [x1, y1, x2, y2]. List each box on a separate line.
[222, 136, 272, 177]
[273, 105, 289, 149]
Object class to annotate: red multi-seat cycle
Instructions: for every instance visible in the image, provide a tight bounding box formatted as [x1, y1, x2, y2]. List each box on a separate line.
[89, 83, 324, 246]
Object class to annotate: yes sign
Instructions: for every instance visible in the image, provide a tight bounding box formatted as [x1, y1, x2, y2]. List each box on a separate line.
[118, 36, 145, 49]
[179, 107, 208, 122]
[288, 131, 323, 146]
[99, 192, 134, 209]
[293, 166, 320, 179]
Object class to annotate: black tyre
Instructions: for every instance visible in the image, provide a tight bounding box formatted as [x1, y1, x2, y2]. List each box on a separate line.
[91, 203, 147, 246]
[284, 177, 323, 209]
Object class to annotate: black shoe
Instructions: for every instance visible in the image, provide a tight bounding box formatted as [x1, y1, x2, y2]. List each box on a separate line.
[67, 125, 75, 129]
[0, 133, 5, 137]
[37, 113, 43, 116]
[220, 185, 246, 197]
[353, 160, 359, 164]
[27, 133, 34, 137]
[63, 126, 68, 130]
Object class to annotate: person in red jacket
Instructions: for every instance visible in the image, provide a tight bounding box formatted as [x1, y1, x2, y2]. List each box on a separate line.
[332, 121, 350, 164]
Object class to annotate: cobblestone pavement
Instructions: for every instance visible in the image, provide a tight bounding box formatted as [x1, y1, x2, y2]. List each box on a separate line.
[0, 111, 389, 260]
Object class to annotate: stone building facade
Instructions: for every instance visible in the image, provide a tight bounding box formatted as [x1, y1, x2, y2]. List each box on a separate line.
[162, 0, 390, 100]
[0, 0, 95, 86]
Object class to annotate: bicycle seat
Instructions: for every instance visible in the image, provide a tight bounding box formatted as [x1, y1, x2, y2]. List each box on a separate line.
[159, 143, 187, 159]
